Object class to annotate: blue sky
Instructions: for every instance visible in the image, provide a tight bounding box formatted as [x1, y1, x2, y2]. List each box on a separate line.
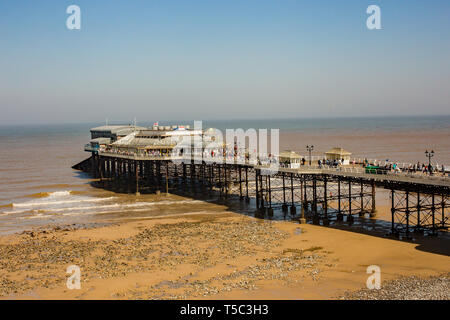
[0, 0, 449, 124]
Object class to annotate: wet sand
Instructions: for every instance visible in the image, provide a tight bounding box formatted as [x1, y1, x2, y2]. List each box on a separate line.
[0, 203, 448, 300]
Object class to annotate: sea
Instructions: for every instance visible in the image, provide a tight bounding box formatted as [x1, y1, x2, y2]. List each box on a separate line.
[0, 116, 449, 235]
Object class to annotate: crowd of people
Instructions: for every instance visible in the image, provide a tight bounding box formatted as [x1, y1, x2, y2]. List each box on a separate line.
[375, 162, 446, 176]
[358, 158, 447, 176]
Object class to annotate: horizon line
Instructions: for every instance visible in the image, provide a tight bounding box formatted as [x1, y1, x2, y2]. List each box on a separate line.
[1, 114, 450, 127]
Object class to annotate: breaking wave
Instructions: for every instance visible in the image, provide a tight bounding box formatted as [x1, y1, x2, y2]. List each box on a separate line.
[2, 189, 203, 219]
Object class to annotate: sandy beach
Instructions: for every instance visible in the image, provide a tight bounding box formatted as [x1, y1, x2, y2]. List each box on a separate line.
[1, 199, 448, 300]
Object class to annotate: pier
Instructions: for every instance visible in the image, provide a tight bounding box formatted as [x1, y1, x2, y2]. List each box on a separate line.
[73, 125, 450, 237]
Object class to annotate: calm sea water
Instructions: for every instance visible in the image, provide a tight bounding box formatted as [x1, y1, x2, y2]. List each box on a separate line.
[0, 116, 449, 234]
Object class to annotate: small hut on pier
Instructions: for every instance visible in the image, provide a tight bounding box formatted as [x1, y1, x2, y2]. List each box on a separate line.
[279, 150, 302, 168]
[325, 147, 352, 165]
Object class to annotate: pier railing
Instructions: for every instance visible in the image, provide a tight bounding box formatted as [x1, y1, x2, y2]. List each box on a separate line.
[318, 166, 450, 187]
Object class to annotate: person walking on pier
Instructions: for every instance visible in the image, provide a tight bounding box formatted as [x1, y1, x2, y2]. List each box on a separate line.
[333, 159, 338, 167]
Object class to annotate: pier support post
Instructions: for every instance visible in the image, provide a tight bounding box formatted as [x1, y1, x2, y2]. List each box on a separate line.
[259, 174, 265, 211]
[156, 161, 161, 194]
[116, 158, 121, 191]
[298, 176, 306, 223]
[267, 175, 273, 217]
[91, 153, 96, 178]
[347, 180, 354, 224]
[312, 176, 319, 225]
[323, 176, 329, 226]
[104, 158, 109, 180]
[218, 164, 223, 199]
[337, 177, 343, 221]
[239, 166, 243, 200]
[126, 160, 132, 194]
[290, 173, 296, 215]
[431, 193, 436, 235]
[255, 169, 260, 210]
[391, 189, 396, 234]
[165, 162, 169, 195]
[442, 193, 446, 229]
[245, 166, 250, 202]
[99, 156, 105, 182]
[209, 164, 213, 194]
[190, 163, 195, 194]
[135, 160, 140, 195]
[281, 173, 288, 214]
[405, 191, 410, 238]
[123, 159, 128, 192]
[415, 192, 422, 233]
[224, 165, 228, 198]
[359, 178, 365, 217]
[303, 176, 308, 212]
[370, 180, 377, 218]
[174, 163, 179, 189]
[149, 161, 154, 190]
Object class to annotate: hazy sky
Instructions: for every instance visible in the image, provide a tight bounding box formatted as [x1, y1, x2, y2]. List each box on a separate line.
[0, 0, 449, 124]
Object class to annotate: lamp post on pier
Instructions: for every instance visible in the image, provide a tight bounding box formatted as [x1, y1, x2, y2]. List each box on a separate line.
[306, 145, 314, 166]
[425, 150, 434, 175]
[425, 150, 434, 166]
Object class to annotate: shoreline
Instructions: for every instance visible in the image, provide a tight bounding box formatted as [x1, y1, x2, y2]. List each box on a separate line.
[1, 206, 448, 300]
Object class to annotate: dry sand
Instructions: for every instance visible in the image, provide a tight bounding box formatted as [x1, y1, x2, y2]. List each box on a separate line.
[0, 205, 449, 300]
